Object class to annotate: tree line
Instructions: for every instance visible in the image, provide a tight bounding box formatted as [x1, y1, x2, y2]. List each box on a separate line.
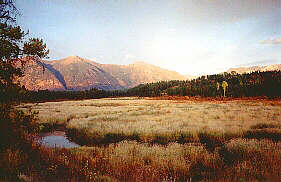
[124, 71, 281, 98]
[6, 70, 280, 103]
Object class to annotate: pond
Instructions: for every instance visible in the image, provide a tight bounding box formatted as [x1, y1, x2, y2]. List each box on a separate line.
[37, 130, 80, 148]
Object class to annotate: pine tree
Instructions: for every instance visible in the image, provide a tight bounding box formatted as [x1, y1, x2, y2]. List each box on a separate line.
[0, 0, 49, 103]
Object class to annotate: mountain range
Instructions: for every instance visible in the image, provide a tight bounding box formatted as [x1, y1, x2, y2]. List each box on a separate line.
[19, 56, 188, 91]
[18, 56, 281, 91]
[226, 64, 281, 74]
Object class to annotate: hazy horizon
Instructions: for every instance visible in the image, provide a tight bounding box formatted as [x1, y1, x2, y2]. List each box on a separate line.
[16, 0, 281, 75]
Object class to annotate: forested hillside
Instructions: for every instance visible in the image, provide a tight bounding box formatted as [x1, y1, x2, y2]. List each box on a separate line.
[19, 71, 281, 102]
[124, 71, 281, 98]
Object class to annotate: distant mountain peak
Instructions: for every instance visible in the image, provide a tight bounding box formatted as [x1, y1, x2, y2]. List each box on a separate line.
[227, 64, 281, 74]
[19, 56, 189, 91]
[69, 55, 79, 58]
[65, 55, 83, 60]
[131, 61, 149, 65]
[60, 55, 92, 65]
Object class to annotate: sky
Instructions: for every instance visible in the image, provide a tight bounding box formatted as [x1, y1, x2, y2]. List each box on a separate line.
[16, 0, 281, 75]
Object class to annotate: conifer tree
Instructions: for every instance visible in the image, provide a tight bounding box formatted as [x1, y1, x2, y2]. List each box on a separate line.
[0, 0, 49, 103]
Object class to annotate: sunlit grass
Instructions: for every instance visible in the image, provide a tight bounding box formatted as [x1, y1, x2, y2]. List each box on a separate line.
[12, 97, 281, 181]
[18, 97, 281, 145]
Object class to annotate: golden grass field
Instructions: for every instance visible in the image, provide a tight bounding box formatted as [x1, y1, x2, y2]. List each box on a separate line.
[17, 97, 281, 181]
[20, 97, 281, 132]
[19, 97, 280, 142]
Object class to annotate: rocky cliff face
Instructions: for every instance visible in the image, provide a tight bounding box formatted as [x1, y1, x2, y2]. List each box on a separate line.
[19, 56, 188, 91]
[45, 56, 123, 90]
[19, 60, 65, 90]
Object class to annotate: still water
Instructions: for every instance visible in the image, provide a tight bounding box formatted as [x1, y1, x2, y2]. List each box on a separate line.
[38, 131, 80, 148]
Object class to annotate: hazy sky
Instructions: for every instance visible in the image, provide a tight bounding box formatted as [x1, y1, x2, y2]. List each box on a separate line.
[16, 0, 281, 75]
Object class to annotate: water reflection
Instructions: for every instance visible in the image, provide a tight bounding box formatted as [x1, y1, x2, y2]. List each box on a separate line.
[38, 131, 80, 148]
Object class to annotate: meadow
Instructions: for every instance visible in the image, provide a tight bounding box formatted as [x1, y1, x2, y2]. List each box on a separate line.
[16, 97, 281, 181]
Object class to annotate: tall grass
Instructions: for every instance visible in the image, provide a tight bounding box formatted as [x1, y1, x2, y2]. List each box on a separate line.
[218, 139, 281, 181]
[20, 98, 280, 144]
[11, 98, 281, 181]
[2, 138, 280, 181]
[68, 139, 280, 182]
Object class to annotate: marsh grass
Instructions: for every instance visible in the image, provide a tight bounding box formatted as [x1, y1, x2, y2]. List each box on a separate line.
[80, 103, 125, 107]
[218, 139, 281, 181]
[250, 122, 281, 129]
[69, 141, 223, 181]
[19, 97, 281, 146]
[3, 137, 280, 181]
[65, 139, 280, 181]
[15, 97, 281, 181]
[243, 128, 281, 142]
